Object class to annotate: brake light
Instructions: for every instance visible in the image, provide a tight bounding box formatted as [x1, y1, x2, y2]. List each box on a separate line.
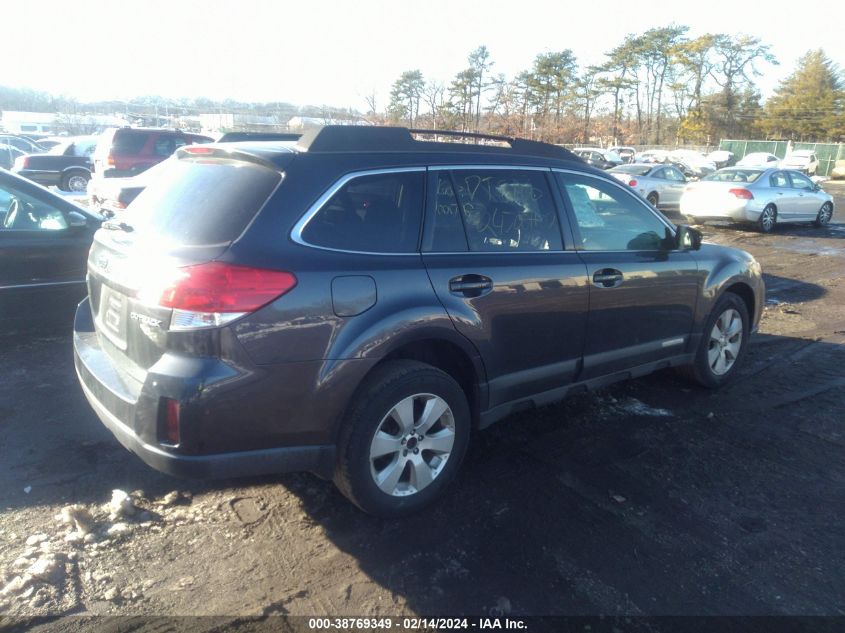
[182, 146, 215, 155]
[137, 261, 297, 330]
[628, 179, 637, 187]
[161, 398, 180, 445]
[728, 188, 754, 200]
[107, 154, 115, 167]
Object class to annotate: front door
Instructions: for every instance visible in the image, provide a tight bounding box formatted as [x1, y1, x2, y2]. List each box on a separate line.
[421, 167, 589, 409]
[555, 170, 700, 379]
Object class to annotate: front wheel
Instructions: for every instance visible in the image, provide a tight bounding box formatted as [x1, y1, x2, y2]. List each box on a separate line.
[334, 360, 470, 517]
[681, 293, 750, 388]
[814, 202, 833, 228]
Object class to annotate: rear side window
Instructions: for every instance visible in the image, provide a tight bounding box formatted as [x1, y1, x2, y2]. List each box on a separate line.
[301, 171, 424, 253]
[129, 158, 281, 246]
[112, 132, 148, 155]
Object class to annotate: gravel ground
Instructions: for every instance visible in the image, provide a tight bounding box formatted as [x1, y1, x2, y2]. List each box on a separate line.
[1, 183, 844, 627]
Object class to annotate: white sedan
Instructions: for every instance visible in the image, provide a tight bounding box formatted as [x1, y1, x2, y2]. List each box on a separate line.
[681, 167, 835, 233]
[736, 152, 781, 168]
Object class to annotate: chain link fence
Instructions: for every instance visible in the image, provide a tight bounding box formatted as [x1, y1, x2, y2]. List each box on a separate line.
[719, 139, 845, 177]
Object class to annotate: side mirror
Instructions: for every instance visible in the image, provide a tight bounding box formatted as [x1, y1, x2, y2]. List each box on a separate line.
[676, 224, 702, 251]
[68, 210, 88, 228]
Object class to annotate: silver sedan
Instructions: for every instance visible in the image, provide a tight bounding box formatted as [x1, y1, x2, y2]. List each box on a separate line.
[608, 163, 688, 211]
[680, 167, 835, 233]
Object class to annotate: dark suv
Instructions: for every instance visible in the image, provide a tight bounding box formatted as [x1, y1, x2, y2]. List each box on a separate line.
[73, 127, 764, 516]
[91, 127, 213, 178]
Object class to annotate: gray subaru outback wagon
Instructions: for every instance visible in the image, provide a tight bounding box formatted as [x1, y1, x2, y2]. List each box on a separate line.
[74, 126, 764, 516]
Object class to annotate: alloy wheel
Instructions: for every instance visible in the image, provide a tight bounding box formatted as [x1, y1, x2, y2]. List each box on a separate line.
[369, 393, 456, 497]
[708, 308, 743, 376]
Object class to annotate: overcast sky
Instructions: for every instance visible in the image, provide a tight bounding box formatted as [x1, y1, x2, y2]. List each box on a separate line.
[4, 0, 842, 110]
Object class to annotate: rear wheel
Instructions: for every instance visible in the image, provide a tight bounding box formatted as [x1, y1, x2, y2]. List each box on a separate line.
[646, 192, 659, 207]
[334, 360, 470, 517]
[758, 205, 776, 233]
[61, 170, 90, 193]
[814, 202, 833, 228]
[681, 293, 749, 389]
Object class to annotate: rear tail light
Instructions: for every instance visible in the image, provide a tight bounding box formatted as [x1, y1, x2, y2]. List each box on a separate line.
[628, 179, 637, 187]
[161, 398, 181, 445]
[728, 188, 754, 200]
[137, 261, 297, 330]
[107, 154, 115, 167]
[13, 156, 30, 169]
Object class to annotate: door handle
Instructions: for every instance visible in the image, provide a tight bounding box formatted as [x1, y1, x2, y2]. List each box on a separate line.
[592, 268, 624, 288]
[449, 274, 493, 297]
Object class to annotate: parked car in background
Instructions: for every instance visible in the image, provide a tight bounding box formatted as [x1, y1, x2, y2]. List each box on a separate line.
[706, 150, 735, 168]
[0, 144, 27, 170]
[780, 150, 819, 176]
[0, 168, 102, 334]
[831, 160, 845, 179]
[12, 136, 98, 192]
[91, 127, 213, 179]
[572, 147, 624, 169]
[634, 149, 670, 164]
[681, 167, 834, 233]
[668, 150, 717, 180]
[74, 125, 765, 517]
[608, 146, 636, 163]
[0, 134, 47, 154]
[736, 152, 780, 169]
[608, 163, 688, 211]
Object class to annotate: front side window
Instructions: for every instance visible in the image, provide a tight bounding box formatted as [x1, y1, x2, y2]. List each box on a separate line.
[433, 169, 562, 252]
[557, 173, 673, 252]
[0, 184, 68, 231]
[664, 166, 686, 182]
[789, 172, 814, 191]
[301, 171, 424, 253]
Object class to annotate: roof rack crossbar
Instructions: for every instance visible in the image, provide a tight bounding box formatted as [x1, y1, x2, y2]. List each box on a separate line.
[294, 125, 578, 161]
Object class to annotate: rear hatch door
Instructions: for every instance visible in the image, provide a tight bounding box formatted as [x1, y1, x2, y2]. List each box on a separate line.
[87, 151, 287, 381]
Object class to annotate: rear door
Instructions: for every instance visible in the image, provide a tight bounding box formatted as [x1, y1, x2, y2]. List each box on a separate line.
[421, 167, 589, 408]
[555, 170, 699, 379]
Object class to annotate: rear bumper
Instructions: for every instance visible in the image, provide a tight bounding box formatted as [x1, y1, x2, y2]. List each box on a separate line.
[73, 297, 336, 479]
[681, 201, 761, 223]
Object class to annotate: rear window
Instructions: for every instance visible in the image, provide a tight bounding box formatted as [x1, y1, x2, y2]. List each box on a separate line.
[128, 158, 281, 246]
[112, 131, 149, 155]
[609, 165, 652, 176]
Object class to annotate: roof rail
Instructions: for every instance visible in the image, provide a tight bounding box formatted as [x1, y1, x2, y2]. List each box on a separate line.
[295, 125, 578, 161]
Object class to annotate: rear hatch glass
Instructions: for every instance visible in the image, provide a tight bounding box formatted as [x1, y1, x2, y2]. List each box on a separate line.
[128, 157, 282, 246]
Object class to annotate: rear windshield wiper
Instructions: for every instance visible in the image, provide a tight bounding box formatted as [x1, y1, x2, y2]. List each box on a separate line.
[102, 220, 134, 233]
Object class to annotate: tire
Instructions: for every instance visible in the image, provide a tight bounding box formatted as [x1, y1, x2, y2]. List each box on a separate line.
[814, 202, 833, 228]
[61, 170, 90, 193]
[757, 204, 776, 233]
[333, 360, 471, 517]
[646, 192, 659, 207]
[681, 293, 749, 389]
